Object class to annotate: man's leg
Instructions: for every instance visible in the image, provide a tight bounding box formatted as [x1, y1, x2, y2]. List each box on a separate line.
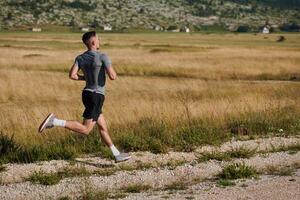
[97, 114, 131, 162]
[39, 113, 96, 135]
[96, 114, 113, 146]
[65, 119, 96, 135]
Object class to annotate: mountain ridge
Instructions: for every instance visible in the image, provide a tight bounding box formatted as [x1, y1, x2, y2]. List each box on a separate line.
[0, 0, 299, 31]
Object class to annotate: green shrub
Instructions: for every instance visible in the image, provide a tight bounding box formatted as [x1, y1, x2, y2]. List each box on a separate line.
[28, 171, 61, 185]
[218, 163, 257, 180]
[217, 179, 236, 187]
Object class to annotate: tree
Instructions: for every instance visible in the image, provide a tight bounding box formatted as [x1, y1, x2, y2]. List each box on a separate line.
[236, 25, 250, 32]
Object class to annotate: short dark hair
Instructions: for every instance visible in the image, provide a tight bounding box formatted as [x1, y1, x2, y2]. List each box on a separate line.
[82, 31, 96, 45]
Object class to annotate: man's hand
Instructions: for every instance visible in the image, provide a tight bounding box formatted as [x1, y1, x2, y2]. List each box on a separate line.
[106, 66, 117, 80]
[69, 64, 85, 81]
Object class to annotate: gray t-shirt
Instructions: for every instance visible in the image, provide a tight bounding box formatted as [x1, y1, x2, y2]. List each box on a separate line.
[74, 50, 111, 95]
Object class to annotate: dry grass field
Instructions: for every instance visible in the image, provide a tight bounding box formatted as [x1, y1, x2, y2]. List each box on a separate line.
[0, 32, 299, 163]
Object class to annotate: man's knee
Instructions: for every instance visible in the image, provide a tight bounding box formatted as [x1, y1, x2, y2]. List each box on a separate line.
[98, 124, 107, 133]
[82, 125, 94, 135]
[81, 118, 96, 135]
[97, 115, 105, 125]
[97, 119, 107, 131]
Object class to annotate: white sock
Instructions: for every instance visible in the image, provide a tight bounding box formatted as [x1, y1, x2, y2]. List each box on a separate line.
[110, 145, 120, 157]
[53, 118, 66, 127]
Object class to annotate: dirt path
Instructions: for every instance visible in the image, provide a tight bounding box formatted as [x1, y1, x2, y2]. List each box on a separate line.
[128, 169, 300, 200]
[0, 136, 299, 200]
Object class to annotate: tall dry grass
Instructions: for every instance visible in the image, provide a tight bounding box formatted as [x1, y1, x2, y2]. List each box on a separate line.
[0, 32, 299, 163]
[1, 33, 299, 80]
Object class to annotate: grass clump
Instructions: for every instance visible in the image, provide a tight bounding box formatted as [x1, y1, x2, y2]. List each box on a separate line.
[0, 164, 6, 172]
[94, 168, 117, 176]
[122, 183, 152, 193]
[81, 190, 127, 200]
[198, 151, 231, 162]
[119, 161, 153, 171]
[58, 197, 71, 200]
[286, 144, 300, 154]
[185, 197, 195, 200]
[164, 181, 188, 191]
[217, 179, 236, 187]
[218, 163, 257, 180]
[109, 192, 127, 199]
[79, 190, 109, 200]
[27, 166, 116, 186]
[228, 146, 257, 159]
[57, 166, 90, 178]
[164, 159, 187, 170]
[265, 165, 296, 176]
[0, 132, 18, 154]
[0, 132, 20, 163]
[268, 143, 300, 155]
[79, 179, 110, 200]
[28, 171, 61, 185]
[198, 146, 257, 162]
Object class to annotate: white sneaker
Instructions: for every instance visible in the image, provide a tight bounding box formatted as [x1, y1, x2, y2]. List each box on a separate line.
[38, 113, 55, 133]
[115, 153, 131, 163]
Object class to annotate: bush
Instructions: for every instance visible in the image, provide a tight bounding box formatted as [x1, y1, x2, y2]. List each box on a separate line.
[0, 132, 19, 156]
[236, 25, 251, 32]
[280, 22, 300, 32]
[167, 25, 178, 31]
[218, 163, 257, 180]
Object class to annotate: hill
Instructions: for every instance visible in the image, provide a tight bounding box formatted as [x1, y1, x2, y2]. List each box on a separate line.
[0, 0, 299, 31]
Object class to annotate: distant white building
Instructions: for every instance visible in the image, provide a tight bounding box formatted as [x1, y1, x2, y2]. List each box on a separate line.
[154, 25, 162, 31]
[31, 27, 42, 32]
[262, 26, 270, 34]
[179, 26, 190, 33]
[81, 27, 89, 32]
[185, 27, 190, 33]
[104, 25, 112, 31]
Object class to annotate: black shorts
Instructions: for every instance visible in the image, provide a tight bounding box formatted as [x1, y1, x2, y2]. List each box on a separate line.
[82, 90, 105, 121]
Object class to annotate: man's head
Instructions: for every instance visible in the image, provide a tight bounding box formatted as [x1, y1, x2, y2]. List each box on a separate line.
[82, 31, 100, 50]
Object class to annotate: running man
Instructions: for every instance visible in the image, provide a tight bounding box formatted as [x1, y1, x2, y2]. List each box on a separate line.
[38, 31, 130, 163]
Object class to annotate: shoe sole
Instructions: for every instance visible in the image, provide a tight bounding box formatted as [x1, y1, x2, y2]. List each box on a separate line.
[38, 113, 54, 133]
[115, 156, 131, 163]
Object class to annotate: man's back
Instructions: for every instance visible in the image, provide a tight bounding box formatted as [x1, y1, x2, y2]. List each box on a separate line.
[75, 50, 111, 95]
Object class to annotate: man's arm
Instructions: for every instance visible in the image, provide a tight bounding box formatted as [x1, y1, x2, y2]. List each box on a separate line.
[106, 66, 117, 80]
[69, 64, 85, 81]
[101, 54, 116, 80]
